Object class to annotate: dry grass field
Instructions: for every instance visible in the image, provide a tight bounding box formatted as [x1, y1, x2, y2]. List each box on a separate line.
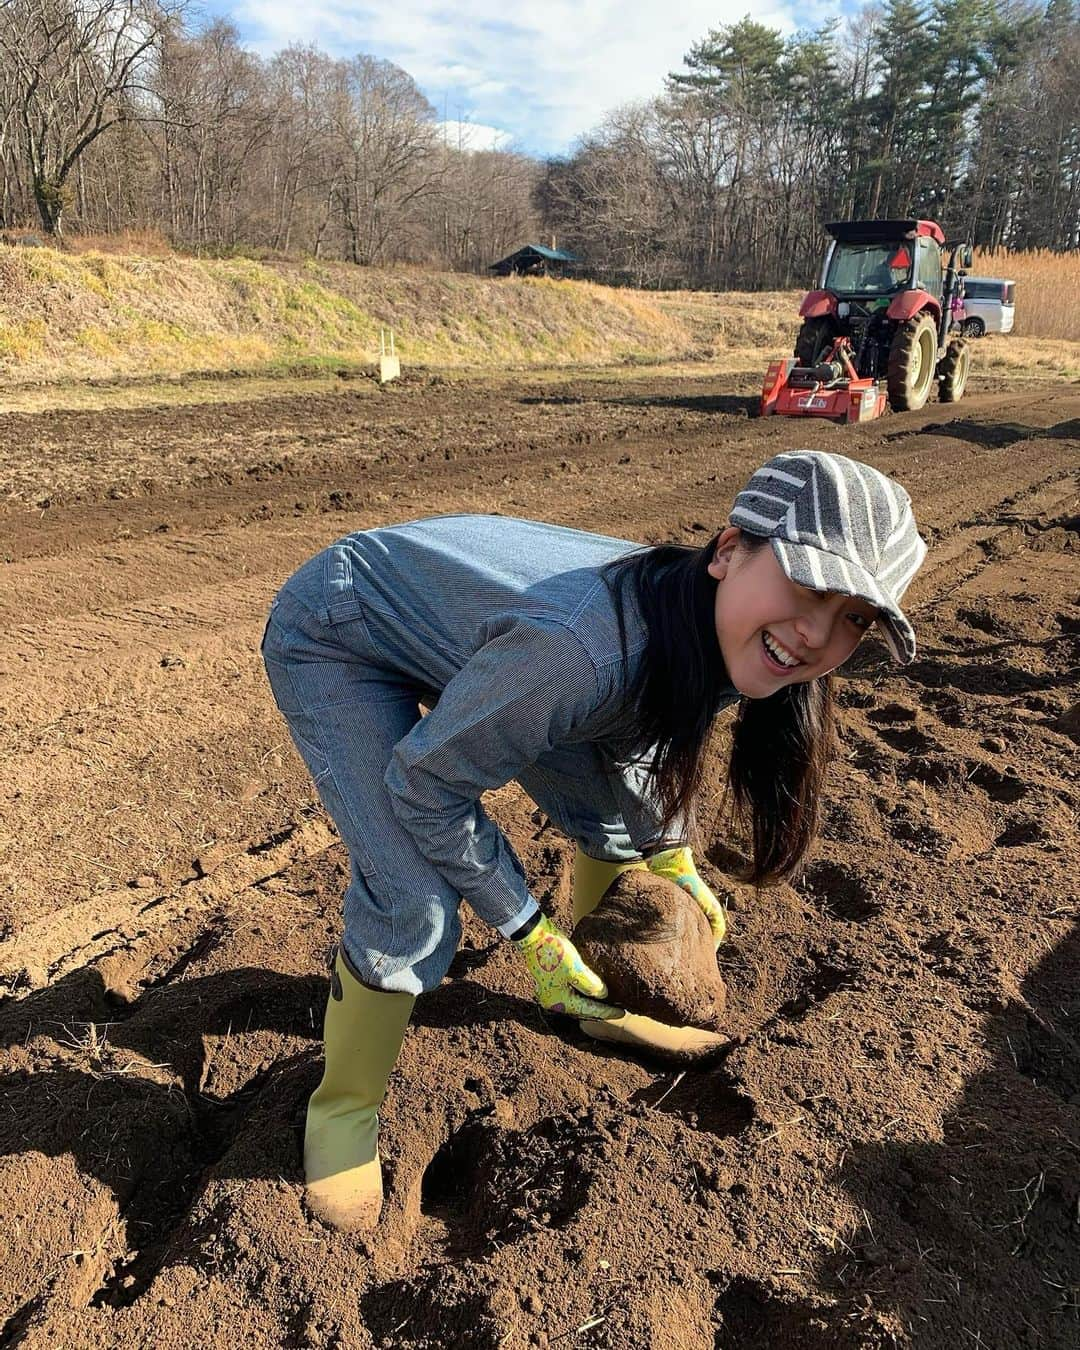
[0, 246, 688, 384]
[972, 247, 1080, 340]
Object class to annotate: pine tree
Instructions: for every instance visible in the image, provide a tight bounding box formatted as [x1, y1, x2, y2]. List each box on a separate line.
[866, 0, 933, 215]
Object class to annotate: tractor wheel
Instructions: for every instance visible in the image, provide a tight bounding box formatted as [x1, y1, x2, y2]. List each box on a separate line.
[794, 317, 835, 366]
[938, 338, 971, 403]
[887, 313, 938, 411]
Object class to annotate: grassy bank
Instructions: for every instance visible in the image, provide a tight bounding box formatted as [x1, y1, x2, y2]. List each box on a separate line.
[0, 248, 697, 384]
[1, 245, 1076, 391]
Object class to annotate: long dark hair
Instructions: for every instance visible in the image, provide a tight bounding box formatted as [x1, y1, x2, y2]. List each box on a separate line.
[604, 532, 834, 884]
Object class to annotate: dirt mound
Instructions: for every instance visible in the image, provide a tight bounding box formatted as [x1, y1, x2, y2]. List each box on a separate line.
[0, 373, 1078, 1348]
[573, 870, 726, 1028]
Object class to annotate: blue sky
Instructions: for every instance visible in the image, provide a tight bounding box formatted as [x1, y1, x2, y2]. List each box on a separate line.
[198, 1, 840, 157]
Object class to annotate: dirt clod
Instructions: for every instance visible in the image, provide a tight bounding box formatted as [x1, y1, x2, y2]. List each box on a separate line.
[1052, 701, 1080, 741]
[573, 870, 726, 1028]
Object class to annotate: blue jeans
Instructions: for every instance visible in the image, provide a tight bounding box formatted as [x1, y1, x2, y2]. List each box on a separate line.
[261, 585, 640, 995]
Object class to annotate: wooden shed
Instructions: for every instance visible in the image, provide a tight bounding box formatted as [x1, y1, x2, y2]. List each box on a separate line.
[489, 243, 581, 278]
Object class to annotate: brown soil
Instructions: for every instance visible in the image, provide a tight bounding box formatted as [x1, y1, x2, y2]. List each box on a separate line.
[0, 368, 1078, 1349]
[574, 871, 727, 1029]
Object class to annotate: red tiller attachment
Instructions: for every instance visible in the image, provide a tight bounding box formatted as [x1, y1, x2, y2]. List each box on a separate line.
[760, 338, 888, 423]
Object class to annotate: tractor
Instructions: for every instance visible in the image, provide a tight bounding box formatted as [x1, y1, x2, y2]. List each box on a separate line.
[761, 219, 974, 422]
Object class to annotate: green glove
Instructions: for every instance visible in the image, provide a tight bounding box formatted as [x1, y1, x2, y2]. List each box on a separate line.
[515, 914, 621, 1020]
[647, 846, 728, 948]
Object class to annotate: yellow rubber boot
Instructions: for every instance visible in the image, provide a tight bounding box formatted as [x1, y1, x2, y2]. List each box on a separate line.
[572, 847, 728, 1063]
[303, 948, 415, 1232]
[572, 849, 646, 923]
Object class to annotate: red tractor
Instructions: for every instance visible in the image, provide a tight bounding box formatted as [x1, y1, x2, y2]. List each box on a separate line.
[761, 219, 974, 422]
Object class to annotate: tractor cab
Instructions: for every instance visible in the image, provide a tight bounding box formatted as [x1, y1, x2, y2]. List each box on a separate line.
[824, 241, 915, 298]
[820, 219, 945, 305]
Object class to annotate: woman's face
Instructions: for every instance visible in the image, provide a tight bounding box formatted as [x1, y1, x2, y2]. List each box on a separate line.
[707, 527, 879, 699]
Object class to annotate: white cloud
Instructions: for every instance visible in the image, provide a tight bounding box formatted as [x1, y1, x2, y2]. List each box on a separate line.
[437, 120, 513, 153]
[231, 0, 816, 155]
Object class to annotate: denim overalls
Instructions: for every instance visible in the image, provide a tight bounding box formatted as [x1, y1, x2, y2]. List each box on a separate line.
[261, 515, 732, 995]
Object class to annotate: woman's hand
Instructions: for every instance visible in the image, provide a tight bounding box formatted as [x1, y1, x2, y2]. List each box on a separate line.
[514, 914, 621, 1019]
[647, 846, 728, 948]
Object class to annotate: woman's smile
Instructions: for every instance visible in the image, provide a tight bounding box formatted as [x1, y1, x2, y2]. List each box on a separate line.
[761, 629, 804, 672]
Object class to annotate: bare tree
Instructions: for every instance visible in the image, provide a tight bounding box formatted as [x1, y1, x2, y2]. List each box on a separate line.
[421, 138, 540, 270]
[538, 103, 679, 288]
[0, 0, 185, 235]
[323, 56, 437, 265]
[149, 19, 276, 247]
[0, 46, 27, 225]
[265, 46, 337, 254]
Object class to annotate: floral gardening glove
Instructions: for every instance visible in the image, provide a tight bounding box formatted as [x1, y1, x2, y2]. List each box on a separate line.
[514, 914, 621, 1020]
[647, 846, 728, 948]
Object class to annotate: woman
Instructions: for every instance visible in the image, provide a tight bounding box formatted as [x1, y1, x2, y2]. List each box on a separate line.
[261, 449, 927, 1231]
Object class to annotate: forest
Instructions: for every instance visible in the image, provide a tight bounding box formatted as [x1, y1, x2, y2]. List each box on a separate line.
[1, 0, 1077, 289]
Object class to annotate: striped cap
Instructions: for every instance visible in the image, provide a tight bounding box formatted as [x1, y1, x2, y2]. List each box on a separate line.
[730, 451, 927, 663]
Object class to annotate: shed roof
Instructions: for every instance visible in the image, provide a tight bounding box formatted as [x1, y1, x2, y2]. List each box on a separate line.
[490, 242, 581, 268]
[525, 243, 580, 262]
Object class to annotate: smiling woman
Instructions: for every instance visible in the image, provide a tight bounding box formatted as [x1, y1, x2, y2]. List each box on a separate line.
[261, 448, 928, 1231]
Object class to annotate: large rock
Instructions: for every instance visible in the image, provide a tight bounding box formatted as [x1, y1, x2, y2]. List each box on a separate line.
[573, 869, 726, 1030]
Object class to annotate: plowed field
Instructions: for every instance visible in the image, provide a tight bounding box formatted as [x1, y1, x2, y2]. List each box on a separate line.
[1, 370, 1078, 1349]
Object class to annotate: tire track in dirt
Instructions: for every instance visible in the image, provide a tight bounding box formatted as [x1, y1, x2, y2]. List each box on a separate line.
[0, 816, 335, 993]
[0, 377, 1057, 559]
[2, 386, 1072, 619]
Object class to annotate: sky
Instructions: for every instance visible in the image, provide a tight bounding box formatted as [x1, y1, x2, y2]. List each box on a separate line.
[204, 0, 843, 158]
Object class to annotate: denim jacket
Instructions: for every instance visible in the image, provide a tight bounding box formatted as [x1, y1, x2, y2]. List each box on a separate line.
[281, 514, 737, 933]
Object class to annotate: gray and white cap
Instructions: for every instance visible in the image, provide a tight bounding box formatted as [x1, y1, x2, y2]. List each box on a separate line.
[730, 450, 927, 663]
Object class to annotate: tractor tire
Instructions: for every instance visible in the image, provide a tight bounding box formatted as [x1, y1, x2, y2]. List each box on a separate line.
[887, 313, 938, 411]
[794, 317, 835, 366]
[938, 337, 971, 403]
